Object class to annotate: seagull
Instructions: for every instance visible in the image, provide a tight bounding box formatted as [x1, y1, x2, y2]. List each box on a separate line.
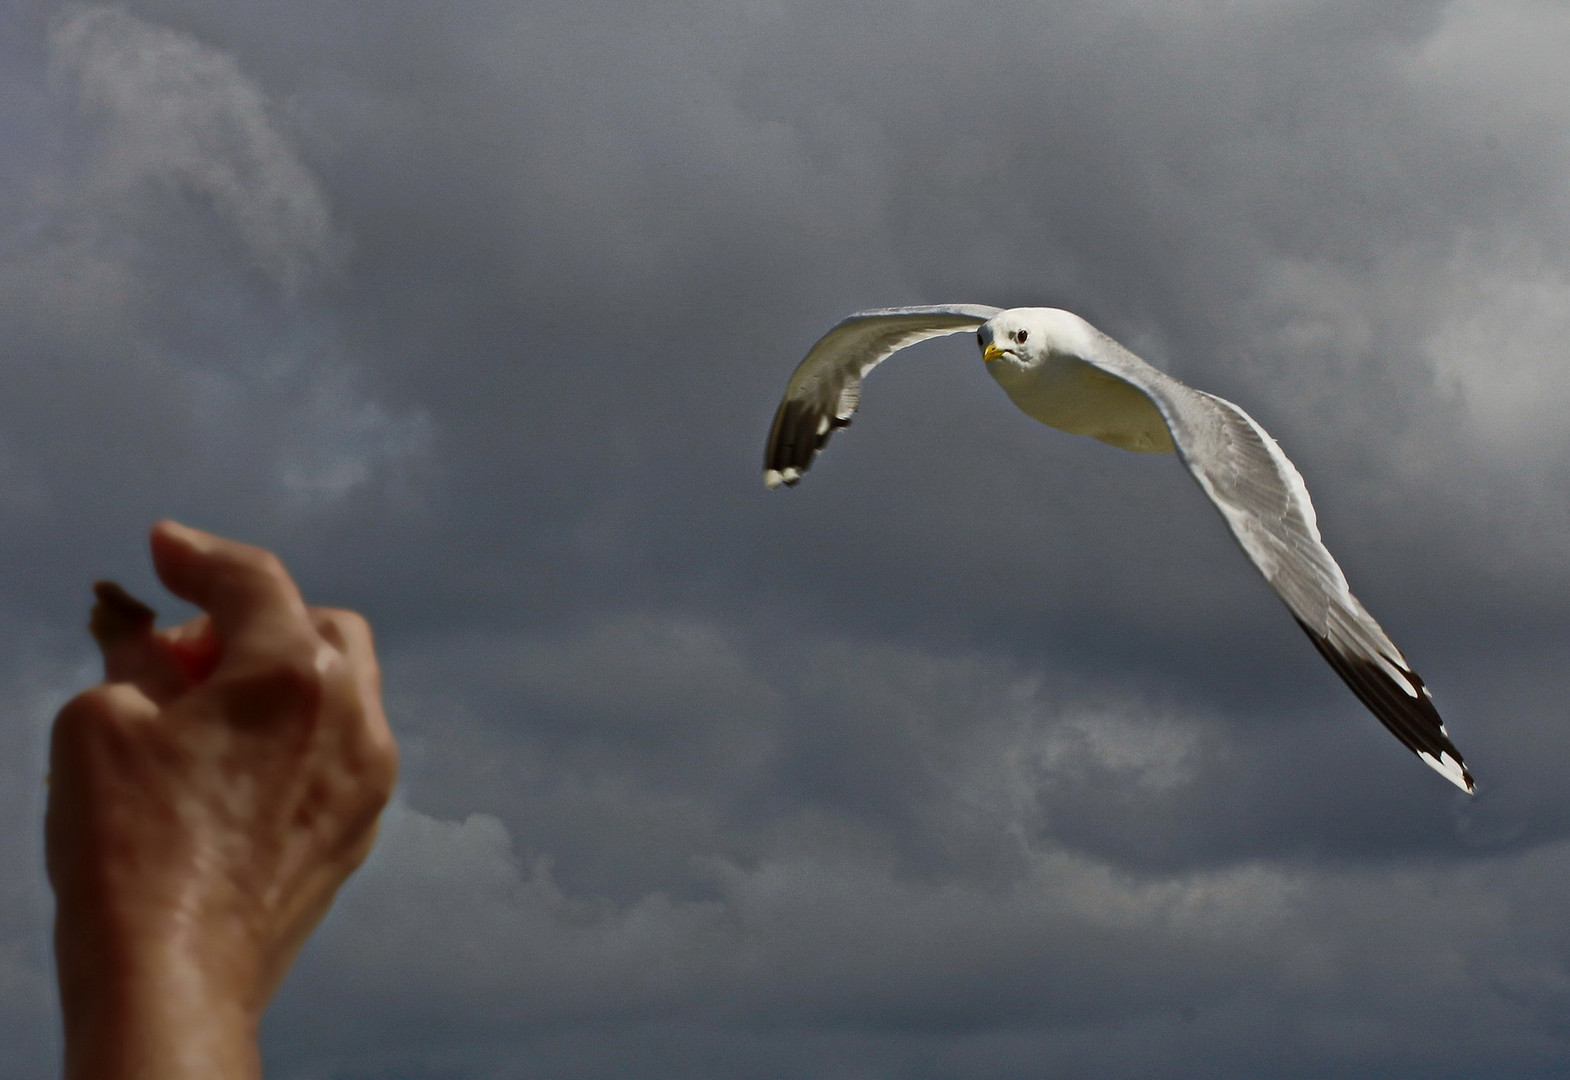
[763, 304, 1474, 793]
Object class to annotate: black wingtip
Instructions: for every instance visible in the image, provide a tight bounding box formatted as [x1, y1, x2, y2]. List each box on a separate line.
[1293, 617, 1474, 794]
[763, 394, 842, 489]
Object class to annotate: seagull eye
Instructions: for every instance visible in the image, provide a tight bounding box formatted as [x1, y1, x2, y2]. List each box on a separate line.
[1016, 329, 1028, 344]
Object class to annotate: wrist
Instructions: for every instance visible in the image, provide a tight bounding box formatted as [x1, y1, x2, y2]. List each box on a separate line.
[56, 918, 262, 1080]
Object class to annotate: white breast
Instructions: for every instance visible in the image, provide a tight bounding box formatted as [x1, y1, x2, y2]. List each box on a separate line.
[988, 351, 1175, 454]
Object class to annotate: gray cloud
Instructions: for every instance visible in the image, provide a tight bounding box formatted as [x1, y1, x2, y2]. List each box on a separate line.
[268, 796, 1570, 1078]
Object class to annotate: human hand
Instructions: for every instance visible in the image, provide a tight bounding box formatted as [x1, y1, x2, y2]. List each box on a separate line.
[46, 522, 398, 1080]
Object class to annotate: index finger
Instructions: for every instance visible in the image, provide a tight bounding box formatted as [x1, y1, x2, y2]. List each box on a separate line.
[149, 520, 314, 664]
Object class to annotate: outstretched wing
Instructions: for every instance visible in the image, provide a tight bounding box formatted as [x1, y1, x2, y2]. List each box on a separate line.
[764, 305, 1002, 488]
[1077, 328, 1474, 793]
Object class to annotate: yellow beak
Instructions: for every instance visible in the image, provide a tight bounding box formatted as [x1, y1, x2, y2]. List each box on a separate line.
[982, 343, 1005, 362]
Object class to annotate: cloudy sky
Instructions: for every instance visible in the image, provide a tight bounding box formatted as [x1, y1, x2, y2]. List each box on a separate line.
[4, 0, 1570, 1075]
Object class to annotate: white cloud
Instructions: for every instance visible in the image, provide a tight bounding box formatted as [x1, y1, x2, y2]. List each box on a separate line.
[1392, 1, 1570, 456]
[1420, 232, 1570, 456]
[0, 8, 430, 523]
[275, 371, 434, 504]
[48, 4, 340, 291]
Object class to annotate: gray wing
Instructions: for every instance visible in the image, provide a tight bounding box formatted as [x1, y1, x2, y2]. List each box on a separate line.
[764, 305, 1002, 488]
[1078, 329, 1474, 793]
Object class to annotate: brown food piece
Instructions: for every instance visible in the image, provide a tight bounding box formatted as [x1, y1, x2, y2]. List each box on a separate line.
[88, 580, 157, 648]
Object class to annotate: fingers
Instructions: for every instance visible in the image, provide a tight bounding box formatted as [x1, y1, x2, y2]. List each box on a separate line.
[90, 580, 223, 701]
[116, 526, 393, 783]
[312, 608, 398, 783]
[150, 521, 314, 665]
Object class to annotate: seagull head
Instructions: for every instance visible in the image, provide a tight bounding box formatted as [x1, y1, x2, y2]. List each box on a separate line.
[978, 319, 1030, 371]
[978, 308, 1094, 372]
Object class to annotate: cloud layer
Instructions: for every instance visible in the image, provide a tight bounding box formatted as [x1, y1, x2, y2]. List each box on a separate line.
[4, 1, 1570, 1076]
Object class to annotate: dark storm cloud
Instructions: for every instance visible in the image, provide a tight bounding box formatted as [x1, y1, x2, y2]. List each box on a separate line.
[5, 0, 1570, 1076]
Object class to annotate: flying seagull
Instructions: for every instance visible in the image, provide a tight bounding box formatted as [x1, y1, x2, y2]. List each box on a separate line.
[763, 305, 1474, 793]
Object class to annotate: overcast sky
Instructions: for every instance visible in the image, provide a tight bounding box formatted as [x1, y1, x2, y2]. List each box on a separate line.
[4, 0, 1570, 1076]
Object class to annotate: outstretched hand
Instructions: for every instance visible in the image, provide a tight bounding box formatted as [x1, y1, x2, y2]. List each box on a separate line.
[47, 522, 398, 1080]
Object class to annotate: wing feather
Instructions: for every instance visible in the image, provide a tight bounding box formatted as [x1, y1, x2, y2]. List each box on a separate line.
[1075, 328, 1474, 793]
[763, 305, 1002, 488]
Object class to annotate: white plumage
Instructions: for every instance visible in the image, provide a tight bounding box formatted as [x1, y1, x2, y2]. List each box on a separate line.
[764, 305, 1473, 794]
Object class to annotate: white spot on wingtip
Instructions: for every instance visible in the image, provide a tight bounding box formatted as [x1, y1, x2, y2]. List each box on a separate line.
[816, 417, 830, 435]
[1374, 651, 1421, 698]
[1419, 750, 1474, 794]
[764, 470, 783, 489]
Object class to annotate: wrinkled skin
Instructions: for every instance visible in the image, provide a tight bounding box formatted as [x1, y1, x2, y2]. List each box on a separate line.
[46, 522, 399, 1080]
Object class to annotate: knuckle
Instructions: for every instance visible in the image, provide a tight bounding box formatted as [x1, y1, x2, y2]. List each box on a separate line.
[329, 608, 372, 639]
[49, 684, 156, 768]
[54, 684, 147, 736]
[51, 689, 114, 749]
[241, 545, 286, 580]
[219, 656, 325, 728]
[54, 685, 114, 727]
[314, 607, 374, 656]
[257, 549, 291, 585]
[223, 545, 292, 595]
